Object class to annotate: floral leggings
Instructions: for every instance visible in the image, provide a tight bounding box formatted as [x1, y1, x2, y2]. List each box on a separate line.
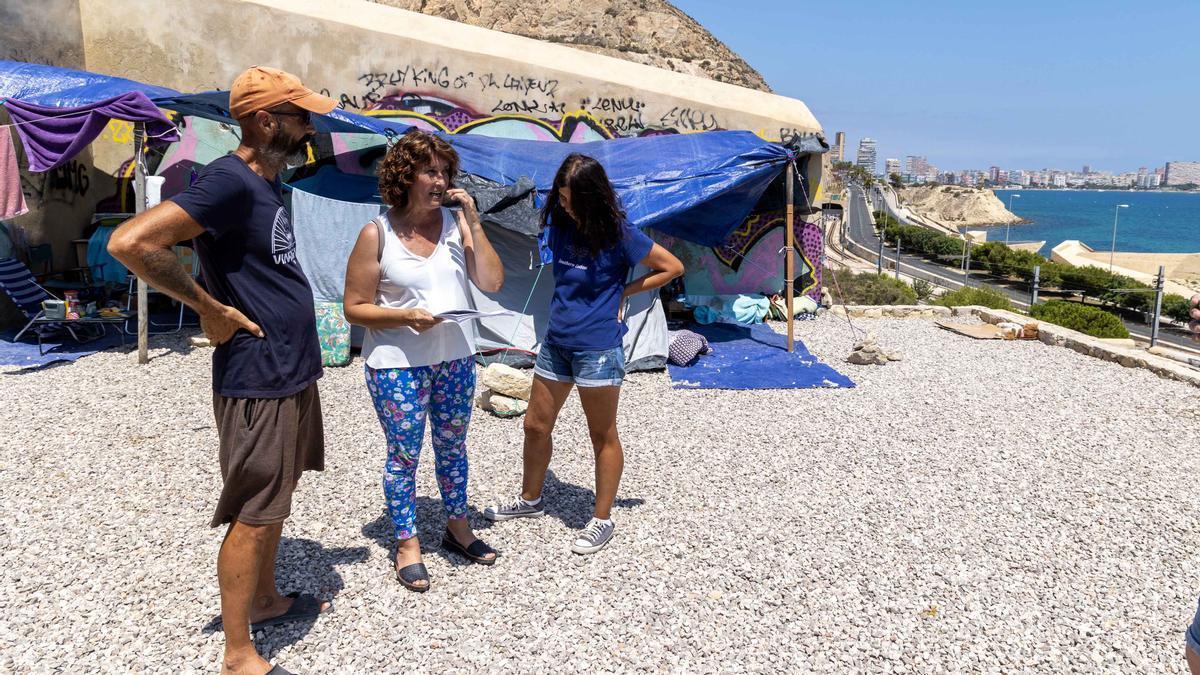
[365, 357, 476, 540]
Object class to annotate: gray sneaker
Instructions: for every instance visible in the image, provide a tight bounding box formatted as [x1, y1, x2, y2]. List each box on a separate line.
[571, 518, 615, 555]
[484, 496, 545, 522]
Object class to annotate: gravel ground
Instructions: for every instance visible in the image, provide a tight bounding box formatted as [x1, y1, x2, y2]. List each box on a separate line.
[3, 315, 1200, 673]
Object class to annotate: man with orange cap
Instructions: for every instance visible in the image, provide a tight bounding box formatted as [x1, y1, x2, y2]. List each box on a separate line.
[110, 66, 336, 675]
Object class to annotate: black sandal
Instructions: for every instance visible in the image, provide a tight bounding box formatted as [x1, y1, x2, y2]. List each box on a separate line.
[396, 562, 430, 592]
[441, 530, 498, 565]
[248, 592, 331, 632]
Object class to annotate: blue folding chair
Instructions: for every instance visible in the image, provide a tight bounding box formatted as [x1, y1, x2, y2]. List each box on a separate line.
[0, 257, 101, 344]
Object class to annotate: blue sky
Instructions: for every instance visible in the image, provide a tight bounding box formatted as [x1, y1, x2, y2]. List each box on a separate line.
[672, 1, 1199, 173]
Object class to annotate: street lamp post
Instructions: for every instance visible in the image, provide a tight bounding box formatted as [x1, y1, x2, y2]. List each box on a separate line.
[1004, 194, 1021, 245]
[1109, 204, 1130, 272]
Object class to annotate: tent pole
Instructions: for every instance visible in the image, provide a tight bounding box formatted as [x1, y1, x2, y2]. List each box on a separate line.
[785, 161, 796, 353]
[134, 123, 149, 364]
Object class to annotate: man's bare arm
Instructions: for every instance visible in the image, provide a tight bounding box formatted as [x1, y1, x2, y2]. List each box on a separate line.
[109, 202, 212, 307]
[108, 202, 262, 343]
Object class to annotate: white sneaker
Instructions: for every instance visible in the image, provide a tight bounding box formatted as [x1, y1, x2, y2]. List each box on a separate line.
[571, 518, 615, 555]
[483, 496, 545, 522]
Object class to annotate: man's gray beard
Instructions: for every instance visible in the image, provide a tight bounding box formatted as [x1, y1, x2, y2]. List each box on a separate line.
[262, 131, 309, 169]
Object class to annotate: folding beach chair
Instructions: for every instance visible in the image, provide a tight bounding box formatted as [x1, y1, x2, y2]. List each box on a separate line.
[0, 257, 102, 344]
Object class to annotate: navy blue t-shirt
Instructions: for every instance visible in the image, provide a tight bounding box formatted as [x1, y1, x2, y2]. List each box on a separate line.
[543, 221, 654, 351]
[172, 154, 322, 398]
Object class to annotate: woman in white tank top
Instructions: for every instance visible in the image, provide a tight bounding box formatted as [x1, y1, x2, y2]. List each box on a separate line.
[343, 131, 504, 592]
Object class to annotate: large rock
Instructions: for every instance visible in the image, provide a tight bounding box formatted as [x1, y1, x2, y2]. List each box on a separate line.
[897, 185, 1023, 227]
[476, 389, 528, 417]
[369, 0, 771, 91]
[481, 363, 533, 401]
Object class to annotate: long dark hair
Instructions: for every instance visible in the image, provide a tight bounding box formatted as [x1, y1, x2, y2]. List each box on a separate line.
[540, 153, 626, 255]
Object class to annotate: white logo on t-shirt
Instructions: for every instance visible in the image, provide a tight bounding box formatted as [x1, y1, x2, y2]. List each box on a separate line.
[271, 207, 297, 265]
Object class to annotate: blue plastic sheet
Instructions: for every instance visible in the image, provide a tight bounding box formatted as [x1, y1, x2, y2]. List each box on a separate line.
[1, 60, 795, 247]
[152, 92, 790, 245]
[668, 323, 855, 390]
[0, 60, 178, 106]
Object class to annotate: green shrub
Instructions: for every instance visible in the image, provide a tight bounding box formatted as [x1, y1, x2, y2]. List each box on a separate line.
[881, 223, 964, 262]
[911, 278, 935, 303]
[933, 286, 1014, 310]
[1029, 301, 1130, 338]
[824, 268, 918, 305]
[1162, 293, 1194, 323]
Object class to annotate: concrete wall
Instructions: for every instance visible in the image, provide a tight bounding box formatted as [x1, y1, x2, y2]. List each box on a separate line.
[76, 0, 820, 140]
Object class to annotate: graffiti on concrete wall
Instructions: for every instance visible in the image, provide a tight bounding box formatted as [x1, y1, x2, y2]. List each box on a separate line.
[655, 216, 821, 302]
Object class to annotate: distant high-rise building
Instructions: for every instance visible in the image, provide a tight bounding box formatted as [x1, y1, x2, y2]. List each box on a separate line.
[885, 158, 901, 176]
[856, 138, 878, 174]
[832, 131, 846, 162]
[1149, 174, 1161, 188]
[1164, 162, 1200, 186]
[903, 155, 928, 176]
[1083, 165, 1092, 175]
[989, 166, 1002, 183]
[1008, 170, 1023, 185]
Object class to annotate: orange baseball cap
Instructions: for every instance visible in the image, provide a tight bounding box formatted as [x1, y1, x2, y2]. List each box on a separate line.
[229, 66, 337, 120]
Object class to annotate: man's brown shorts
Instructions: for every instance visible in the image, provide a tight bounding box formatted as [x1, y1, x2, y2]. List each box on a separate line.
[210, 382, 324, 528]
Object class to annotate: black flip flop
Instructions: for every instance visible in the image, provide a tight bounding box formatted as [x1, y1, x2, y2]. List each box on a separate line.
[266, 666, 295, 675]
[396, 562, 430, 592]
[249, 592, 330, 632]
[441, 530, 498, 565]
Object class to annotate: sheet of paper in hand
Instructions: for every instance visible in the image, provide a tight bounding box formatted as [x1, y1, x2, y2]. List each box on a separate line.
[435, 309, 514, 323]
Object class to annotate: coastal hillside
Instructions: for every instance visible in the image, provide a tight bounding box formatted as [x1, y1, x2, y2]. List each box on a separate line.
[367, 0, 771, 91]
[899, 185, 1023, 227]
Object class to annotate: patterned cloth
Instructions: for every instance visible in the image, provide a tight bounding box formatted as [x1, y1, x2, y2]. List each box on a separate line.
[365, 357, 476, 540]
[668, 329, 712, 366]
[314, 302, 351, 367]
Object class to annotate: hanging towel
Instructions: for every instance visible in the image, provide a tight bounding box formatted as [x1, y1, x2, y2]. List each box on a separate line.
[0, 126, 27, 219]
[290, 184, 385, 302]
[3, 92, 178, 172]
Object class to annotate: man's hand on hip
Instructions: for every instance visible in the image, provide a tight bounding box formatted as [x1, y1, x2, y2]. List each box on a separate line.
[201, 305, 264, 345]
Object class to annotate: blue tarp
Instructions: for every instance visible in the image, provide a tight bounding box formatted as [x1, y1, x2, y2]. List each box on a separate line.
[667, 322, 855, 390]
[447, 131, 790, 246]
[0, 60, 796, 246]
[0, 60, 178, 106]
[155, 92, 791, 246]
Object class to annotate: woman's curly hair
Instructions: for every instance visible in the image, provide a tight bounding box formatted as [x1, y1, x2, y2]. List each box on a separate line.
[377, 130, 459, 207]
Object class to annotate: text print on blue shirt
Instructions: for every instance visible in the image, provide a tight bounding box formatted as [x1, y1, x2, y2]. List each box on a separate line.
[271, 207, 298, 265]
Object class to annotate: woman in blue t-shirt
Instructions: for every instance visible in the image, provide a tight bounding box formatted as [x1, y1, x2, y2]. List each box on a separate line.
[485, 153, 683, 555]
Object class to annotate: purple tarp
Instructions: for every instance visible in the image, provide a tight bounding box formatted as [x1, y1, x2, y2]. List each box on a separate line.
[3, 91, 178, 172]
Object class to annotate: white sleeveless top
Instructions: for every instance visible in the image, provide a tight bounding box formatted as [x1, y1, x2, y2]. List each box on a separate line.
[363, 208, 476, 369]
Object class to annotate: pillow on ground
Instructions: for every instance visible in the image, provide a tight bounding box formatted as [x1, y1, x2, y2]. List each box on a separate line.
[668, 330, 712, 366]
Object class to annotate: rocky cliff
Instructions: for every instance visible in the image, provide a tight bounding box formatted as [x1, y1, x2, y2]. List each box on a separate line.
[899, 185, 1023, 227]
[368, 0, 771, 92]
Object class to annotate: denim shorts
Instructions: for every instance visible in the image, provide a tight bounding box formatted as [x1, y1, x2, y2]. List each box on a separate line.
[1188, 596, 1200, 655]
[534, 344, 626, 388]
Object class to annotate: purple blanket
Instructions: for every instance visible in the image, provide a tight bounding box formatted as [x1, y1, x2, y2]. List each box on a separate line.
[3, 91, 178, 171]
